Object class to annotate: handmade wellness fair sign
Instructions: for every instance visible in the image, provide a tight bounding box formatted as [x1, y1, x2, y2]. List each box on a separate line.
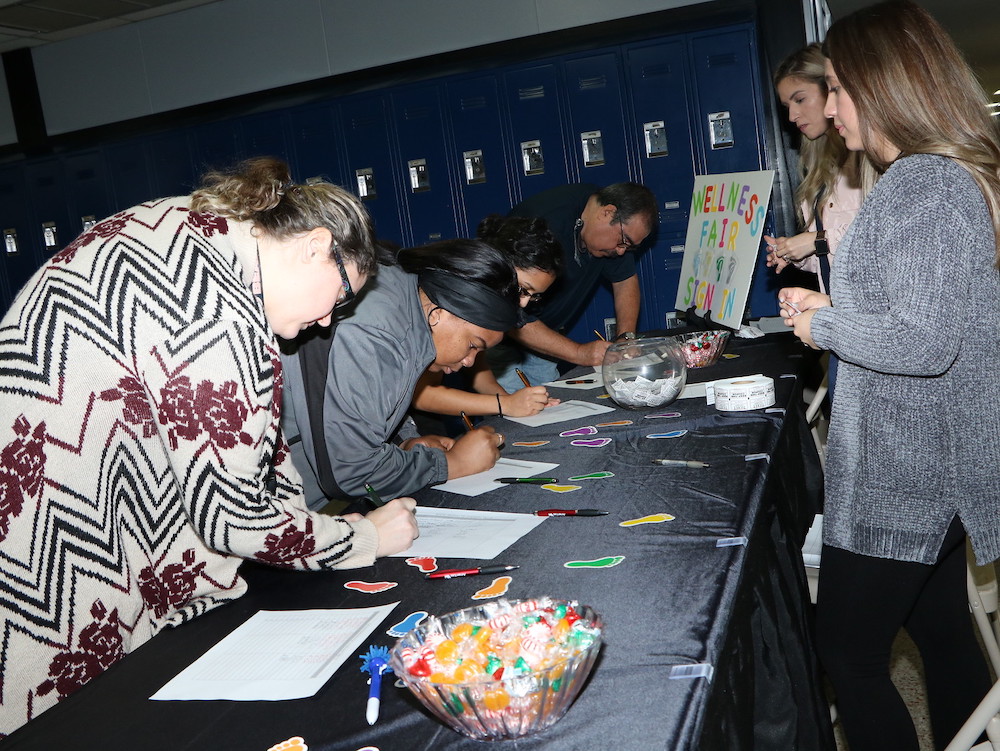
[675, 170, 775, 330]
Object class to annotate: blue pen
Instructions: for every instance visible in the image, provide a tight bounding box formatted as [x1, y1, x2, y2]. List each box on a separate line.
[359, 645, 393, 725]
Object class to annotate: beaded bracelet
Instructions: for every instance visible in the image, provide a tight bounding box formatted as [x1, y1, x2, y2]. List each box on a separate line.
[496, 393, 503, 417]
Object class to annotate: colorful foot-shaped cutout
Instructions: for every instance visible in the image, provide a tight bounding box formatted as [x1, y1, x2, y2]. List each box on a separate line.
[345, 581, 398, 594]
[646, 430, 688, 439]
[597, 393, 611, 398]
[722, 353, 740, 359]
[645, 411, 681, 419]
[571, 438, 612, 447]
[513, 440, 550, 447]
[567, 471, 614, 481]
[596, 420, 633, 427]
[560, 426, 597, 437]
[564, 556, 625, 569]
[267, 738, 308, 751]
[387, 611, 428, 637]
[405, 556, 437, 573]
[620, 513, 675, 527]
[472, 576, 512, 600]
[540, 483, 582, 493]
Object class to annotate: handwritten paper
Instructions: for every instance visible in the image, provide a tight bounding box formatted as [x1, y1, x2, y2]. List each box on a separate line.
[151, 604, 399, 701]
[392, 506, 545, 559]
[504, 399, 614, 427]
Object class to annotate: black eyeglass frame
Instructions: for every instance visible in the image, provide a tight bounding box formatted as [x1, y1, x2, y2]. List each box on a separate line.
[332, 245, 355, 308]
[616, 219, 638, 251]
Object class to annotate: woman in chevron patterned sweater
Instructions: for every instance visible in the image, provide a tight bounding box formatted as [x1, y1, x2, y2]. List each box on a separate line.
[0, 157, 418, 735]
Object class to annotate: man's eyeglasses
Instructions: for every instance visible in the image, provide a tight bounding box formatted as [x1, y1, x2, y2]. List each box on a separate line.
[332, 245, 356, 308]
[616, 220, 638, 251]
[519, 287, 544, 304]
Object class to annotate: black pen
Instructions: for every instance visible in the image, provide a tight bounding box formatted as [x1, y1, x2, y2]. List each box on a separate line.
[426, 565, 519, 580]
[566, 379, 595, 384]
[496, 477, 558, 484]
[515, 368, 532, 388]
[363, 483, 386, 507]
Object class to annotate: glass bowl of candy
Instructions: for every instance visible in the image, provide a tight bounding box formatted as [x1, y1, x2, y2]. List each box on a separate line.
[672, 330, 731, 369]
[389, 597, 603, 741]
[601, 335, 687, 409]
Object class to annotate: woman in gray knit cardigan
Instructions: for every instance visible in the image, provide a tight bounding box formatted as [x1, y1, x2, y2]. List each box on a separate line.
[778, 2, 1000, 749]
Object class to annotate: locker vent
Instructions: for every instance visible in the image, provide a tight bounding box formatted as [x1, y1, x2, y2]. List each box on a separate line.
[518, 85, 546, 100]
[404, 106, 432, 121]
[642, 63, 672, 79]
[351, 114, 381, 130]
[460, 96, 487, 111]
[707, 53, 738, 68]
[578, 75, 607, 91]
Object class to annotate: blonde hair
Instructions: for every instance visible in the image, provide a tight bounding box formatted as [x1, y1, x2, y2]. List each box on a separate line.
[825, 0, 1000, 264]
[774, 43, 875, 229]
[190, 157, 377, 274]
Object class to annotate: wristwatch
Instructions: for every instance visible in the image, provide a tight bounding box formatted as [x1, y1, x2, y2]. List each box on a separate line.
[616, 331, 637, 341]
[814, 230, 830, 256]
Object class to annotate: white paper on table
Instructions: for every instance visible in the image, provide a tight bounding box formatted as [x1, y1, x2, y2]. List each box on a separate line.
[503, 399, 614, 427]
[678, 381, 709, 399]
[546, 368, 604, 391]
[431, 457, 559, 497]
[150, 604, 399, 701]
[391, 506, 545, 559]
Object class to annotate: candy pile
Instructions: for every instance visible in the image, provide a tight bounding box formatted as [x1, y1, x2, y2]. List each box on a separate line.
[389, 598, 603, 740]
[674, 330, 730, 368]
[608, 374, 684, 407]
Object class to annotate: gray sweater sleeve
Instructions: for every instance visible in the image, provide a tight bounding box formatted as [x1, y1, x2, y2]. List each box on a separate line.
[322, 319, 448, 499]
[811, 156, 984, 376]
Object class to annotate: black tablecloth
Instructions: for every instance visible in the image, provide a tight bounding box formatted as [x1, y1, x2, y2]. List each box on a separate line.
[3, 333, 834, 751]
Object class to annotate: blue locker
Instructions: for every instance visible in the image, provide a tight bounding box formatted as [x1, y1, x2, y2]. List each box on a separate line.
[190, 120, 242, 176]
[561, 51, 632, 186]
[503, 62, 570, 203]
[339, 92, 405, 246]
[105, 140, 153, 212]
[288, 102, 345, 187]
[63, 151, 113, 236]
[446, 74, 514, 236]
[625, 38, 698, 328]
[240, 111, 293, 165]
[392, 83, 459, 245]
[0, 163, 41, 312]
[146, 130, 196, 198]
[24, 158, 71, 258]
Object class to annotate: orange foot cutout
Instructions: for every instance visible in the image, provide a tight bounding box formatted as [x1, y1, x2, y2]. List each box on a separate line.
[405, 556, 438, 573]
[267, 737, 308, 751]
[472, 576, 512, 600]
[345, 581, 398, 594]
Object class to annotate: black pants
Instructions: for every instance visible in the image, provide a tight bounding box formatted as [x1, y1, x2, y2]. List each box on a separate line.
[816, 518, 991, 751]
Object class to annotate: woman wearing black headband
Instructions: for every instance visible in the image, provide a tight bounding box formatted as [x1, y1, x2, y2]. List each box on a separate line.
[281, 238, 520, 508]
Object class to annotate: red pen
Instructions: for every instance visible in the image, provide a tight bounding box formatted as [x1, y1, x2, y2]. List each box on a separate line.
[425, 565, 519, 580]
[534, 509, 609, 517]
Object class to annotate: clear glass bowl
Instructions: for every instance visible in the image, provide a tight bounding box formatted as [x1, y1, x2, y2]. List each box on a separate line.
[601, 336, 687, 409]
[672, 330, 731, 369]
[389, 597, 603, 741]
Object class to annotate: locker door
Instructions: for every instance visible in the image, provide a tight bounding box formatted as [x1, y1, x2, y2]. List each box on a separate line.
[105, 140, 153, 211]
[503, 63, 569, 203]
[339, 92, 405, 246]
[562, 51, 632, 186]
[64, 151, 112, 238]
[146, 130, 196, 199]
[626, 38, 698, 329]
[446, 74, 513, 237]
[190, 120, 242, 175]
[392, 83, 459, 245]
[24, 158, 71, 258]
[288, 103, 345, 187]
[0, 164, 41, 311]
[240, 111, 293, 165]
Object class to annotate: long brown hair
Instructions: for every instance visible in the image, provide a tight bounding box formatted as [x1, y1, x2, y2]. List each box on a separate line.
[824, 0, 1000, 264]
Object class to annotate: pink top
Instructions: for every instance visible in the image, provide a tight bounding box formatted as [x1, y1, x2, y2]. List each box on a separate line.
[795, 171, 864, 293]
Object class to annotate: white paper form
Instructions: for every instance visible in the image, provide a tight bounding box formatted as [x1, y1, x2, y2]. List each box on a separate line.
[432, 457, 559, 497]
[391, 506, 545, 559]
[503, 399, 614, 427]
[546, 367, 605, 391]
[150, 604, 399, 701]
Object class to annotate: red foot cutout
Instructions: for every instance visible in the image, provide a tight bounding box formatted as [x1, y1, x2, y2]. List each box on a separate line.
[405, 556, 438, 573]
[345, 581, 398, 594]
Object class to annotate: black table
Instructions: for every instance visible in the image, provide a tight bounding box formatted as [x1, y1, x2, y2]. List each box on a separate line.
[3, 333, 834, 751]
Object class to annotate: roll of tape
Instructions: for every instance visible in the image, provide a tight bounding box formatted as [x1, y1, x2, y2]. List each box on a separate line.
[713, 375, 776, 411]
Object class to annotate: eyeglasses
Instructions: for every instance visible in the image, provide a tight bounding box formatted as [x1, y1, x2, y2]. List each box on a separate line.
[616, 220, 638, 251]
[519, 287, 544, 304]
[332, 245, 356, 308]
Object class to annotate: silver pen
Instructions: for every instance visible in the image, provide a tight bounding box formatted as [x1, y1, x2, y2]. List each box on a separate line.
[652, 459, 711, 468]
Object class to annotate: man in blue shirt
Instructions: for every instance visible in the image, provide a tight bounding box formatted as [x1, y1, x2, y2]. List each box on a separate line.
[488, 182, 658, 390]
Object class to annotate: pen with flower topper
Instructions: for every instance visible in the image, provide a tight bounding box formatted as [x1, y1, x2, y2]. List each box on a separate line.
[359, 645, 393, 725]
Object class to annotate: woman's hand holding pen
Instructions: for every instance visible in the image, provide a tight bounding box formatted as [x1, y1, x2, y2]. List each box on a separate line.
[504, 386, 559, 417]
[343, 496, 419, 558]
[765, 232, 819, 272]
[446, 425, 503, 479]
[778, 286, 831, 350]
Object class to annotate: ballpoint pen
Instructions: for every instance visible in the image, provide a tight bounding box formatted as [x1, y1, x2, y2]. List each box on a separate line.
[565, 379, 595, 384]
[364, 483, 386, 506]
[496, 477, 558, 484]
[514, 368, 532, 388]
[593, 329, 607, 341]
[460, 410, 474, 431]
[534, 509, 609, 517]
[425, 565, 519, 580]
[359, 646, 393, 725]
[651, 459, 711, 468]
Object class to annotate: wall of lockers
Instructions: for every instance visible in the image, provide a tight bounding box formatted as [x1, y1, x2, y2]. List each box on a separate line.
[0, 19, 779, 340]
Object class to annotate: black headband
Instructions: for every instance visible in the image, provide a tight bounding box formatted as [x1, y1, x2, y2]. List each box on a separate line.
[419, 270, 519, 331]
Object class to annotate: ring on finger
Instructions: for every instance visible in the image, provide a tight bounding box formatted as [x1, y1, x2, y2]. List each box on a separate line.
[496, 434, 504, 446]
